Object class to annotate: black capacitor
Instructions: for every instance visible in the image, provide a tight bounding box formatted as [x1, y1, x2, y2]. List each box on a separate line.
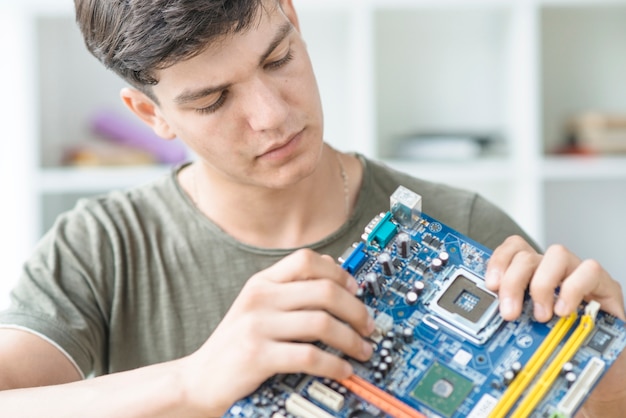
[413, 280, 425, 294]
[378, 252, 395, 276]
[565, 371, 577, 388]
[402, 326, 414, 343]
[431, 257, 443, 272]
[397, 232, 411, 258]
[503, 370, 515, 386]
[511, 361, 522, 375]
[378, 348, 390, 359]
[385, 331, 396, 341]
[562, 361, 574, 375]
[381, 339, 393, 351]
[439, 251, 450, 266]
[405, 291, 418, 305]
[373, 371, 384, 383]
[365, 272, 381, 297]
[383, 355, 394, 367]
[378, 362, 389, 376]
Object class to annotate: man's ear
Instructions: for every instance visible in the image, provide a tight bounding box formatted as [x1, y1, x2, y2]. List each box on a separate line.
[120, 87, 177, 140]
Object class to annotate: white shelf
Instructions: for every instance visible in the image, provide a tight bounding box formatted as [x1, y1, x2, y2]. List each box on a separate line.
[3, 0, 626, 303]
[37, 166, 173, 194]
[542, 155, 626, 180]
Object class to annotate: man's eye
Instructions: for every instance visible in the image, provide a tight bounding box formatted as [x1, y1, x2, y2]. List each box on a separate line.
[195, 91, 229, 115]
[265, 49, 294, 70]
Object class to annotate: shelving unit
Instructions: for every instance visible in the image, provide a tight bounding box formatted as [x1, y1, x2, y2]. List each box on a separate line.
[2, 0, 626, 308]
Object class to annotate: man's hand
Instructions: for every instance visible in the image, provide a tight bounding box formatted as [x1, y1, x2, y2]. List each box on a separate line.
[179, 249, 374, 416]
[485, 235, 626, 417]
[485, 235, 625, 322]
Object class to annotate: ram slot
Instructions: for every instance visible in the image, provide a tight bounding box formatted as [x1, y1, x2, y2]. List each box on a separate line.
[338, 375, 426, 418]
[488, 312, 578, 418]
[510, 301, 599, 418]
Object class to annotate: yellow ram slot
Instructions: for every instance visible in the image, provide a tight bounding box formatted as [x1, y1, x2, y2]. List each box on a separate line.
[488, 312, 577, 418]
[510, 302, 599, 418]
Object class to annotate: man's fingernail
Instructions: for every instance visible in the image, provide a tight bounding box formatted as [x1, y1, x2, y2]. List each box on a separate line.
[485, 270, 500, 288]
[500, 297, 517, 318]
[362, 340, 373, 358]
[554, 299, 568, 316]
[533, 303, 549, 321]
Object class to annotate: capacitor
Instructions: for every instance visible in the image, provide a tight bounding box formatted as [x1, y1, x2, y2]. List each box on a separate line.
[373, 371, 384, 383]
[379, 348, 390, 359]
[405, 291, 418, 305]
[413, 280, 425, 294]
[365, 272, 381, 297]
[511, 361, 522, 375]
[383, 355, 394, 367]
[402, 326, 414, 343]
[562, 362, 574, 375]
[439, 251, 450, 265]
[397, 232, 411, 258]
[385, 331, 396, 341]
[565, 371, 577, 388]
[503, 370, 515, 386]
[378, 362, 389, 376]
[431, 257, 443, 272]
[381, 339, 393, 351]
[378, 252, 395, 276]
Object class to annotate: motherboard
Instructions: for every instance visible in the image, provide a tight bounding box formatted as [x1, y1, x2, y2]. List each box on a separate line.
[224, 186, 626, 418]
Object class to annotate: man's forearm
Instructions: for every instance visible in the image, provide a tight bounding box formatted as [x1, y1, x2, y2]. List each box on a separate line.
[0, 358, 210, 418]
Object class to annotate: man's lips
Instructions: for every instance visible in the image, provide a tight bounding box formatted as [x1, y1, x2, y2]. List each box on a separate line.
[258, 129, 304, 159]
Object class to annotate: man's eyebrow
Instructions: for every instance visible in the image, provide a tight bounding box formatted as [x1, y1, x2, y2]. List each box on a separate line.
[258, 22, 293, 65]
[174, 82, 231, 105]
[174, 22, 293, 106]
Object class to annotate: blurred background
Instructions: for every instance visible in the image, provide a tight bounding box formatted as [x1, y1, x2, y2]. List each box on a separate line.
[1, 0, 625, 308]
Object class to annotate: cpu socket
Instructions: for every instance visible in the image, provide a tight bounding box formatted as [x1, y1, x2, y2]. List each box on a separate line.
[428, 268, 501, 345]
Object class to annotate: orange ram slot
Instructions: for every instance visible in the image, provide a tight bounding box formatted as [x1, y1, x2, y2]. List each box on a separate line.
[338, 375, 426, 418]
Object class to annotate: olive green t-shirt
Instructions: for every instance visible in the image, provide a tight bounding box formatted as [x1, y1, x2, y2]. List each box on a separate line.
[0, 156, 534, 378]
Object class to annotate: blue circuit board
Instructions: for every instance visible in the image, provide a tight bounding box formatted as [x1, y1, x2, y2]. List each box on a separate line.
[224, 186, 626, 418]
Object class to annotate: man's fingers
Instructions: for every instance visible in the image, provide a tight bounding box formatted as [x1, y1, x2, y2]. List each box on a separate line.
[272, 279, 374, 337]
[556, 258, 626, 320]
[525, 244, 579, 321]
[255, 311, 373, 362]
[486, 235, 537, 291]
[260, 249, 356, 291]
[263, 342, 355, 381]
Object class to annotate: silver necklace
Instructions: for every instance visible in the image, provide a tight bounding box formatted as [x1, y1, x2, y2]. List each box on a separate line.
[335, 150, 350, 218]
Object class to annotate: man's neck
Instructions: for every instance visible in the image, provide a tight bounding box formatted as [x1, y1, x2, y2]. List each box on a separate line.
[180, 147, 361, 249]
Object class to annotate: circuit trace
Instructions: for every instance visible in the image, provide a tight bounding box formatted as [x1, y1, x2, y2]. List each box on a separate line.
[224, 185, 626, 418]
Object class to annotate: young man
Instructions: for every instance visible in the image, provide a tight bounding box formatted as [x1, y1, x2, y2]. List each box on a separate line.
[0, 0, 624, 416]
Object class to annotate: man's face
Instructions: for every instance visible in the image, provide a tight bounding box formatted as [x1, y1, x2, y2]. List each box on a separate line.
[150, 1, 324, 189]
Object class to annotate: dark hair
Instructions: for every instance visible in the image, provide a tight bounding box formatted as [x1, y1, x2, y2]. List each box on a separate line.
[74, 0, 267, 101]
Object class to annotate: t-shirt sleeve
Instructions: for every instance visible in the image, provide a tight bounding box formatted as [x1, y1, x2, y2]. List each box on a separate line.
[0, 200, 114, 378]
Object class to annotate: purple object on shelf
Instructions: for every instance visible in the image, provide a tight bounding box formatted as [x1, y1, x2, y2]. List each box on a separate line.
[90, 109, 188, 164]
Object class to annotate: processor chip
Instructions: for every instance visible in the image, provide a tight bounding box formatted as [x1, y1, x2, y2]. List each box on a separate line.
[411, 362, 474, 417]
[587, 328, 615, 354]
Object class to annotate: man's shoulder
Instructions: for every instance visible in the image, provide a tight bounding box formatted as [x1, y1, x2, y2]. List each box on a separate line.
[52, 167, 188, 235]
